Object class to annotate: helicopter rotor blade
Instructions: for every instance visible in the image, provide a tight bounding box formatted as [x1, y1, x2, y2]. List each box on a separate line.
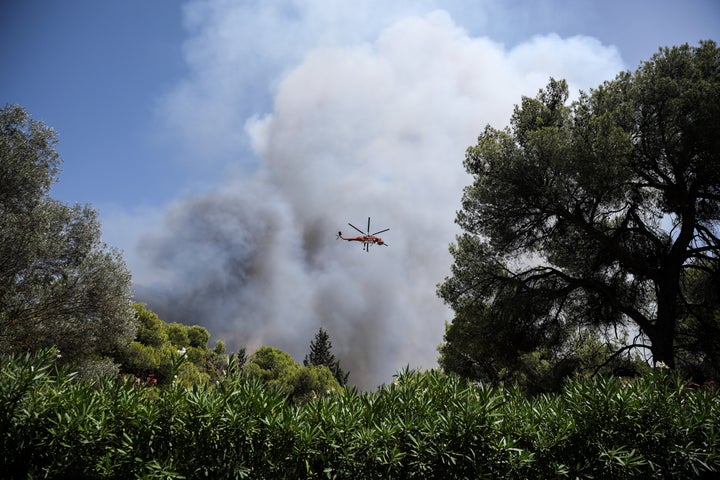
[371, 228, 389, 236]
[367, 217, 371, 235]
[348, 223, 365, 235]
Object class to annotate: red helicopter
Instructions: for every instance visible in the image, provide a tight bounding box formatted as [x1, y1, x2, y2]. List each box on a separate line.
[338, 217, 389, 252]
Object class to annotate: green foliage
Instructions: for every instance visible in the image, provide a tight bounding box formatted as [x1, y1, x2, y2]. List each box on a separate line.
[244, 345, 341, 402]
[0, 104, 135, 375]
[2, 350, 719, 479]
[227, 347, 247, 374]
[440, 310, 649, 393]
[439, 41, 720, 387]
[304, 327, 350, 386]
[187, 324, 211, 348]
[166, 322, 190, 348]
[244, 346, 302, 395]
[117, 303, 227, 385]
[677, 261, 720, 381]
[293, 364, 342, 403]
[133, 303, 168, 348]
[305, 328, 335, 366]
[0, 104, 59, 211]
[175, 360, 210, 387]
[121, 341, 176, 383]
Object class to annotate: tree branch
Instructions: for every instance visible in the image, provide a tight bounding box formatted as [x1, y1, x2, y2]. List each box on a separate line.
[591, 343, 653, 377]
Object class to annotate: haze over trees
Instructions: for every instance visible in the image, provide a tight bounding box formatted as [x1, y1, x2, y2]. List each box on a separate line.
[0, 104, 136, 377]
[439, 41, 720, 389]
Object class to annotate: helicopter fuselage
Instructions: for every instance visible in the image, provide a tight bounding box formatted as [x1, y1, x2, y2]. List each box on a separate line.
[338, 217, 389, 251]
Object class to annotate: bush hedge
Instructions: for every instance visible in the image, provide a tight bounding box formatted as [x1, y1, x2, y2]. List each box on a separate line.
[2, 350, 718, 479]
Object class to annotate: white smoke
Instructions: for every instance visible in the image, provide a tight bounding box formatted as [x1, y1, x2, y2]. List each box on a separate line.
[134, 7, 623, 388]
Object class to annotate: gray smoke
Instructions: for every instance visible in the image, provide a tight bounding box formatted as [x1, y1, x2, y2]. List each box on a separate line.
[132, 10, 624, 388]
[137, 175, 456, 388]
[137, 188, 438, 387]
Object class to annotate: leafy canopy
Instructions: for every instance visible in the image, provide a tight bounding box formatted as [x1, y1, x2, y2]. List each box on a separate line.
[0, 104, 135, 377]
[245, 345, 341, 402]
[117, 303, 228, 386]
[439, 41, 720, 387]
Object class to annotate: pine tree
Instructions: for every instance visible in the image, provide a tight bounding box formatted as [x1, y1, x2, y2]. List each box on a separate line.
[304, 327, 349, 386]
[439, 42, 720, 386]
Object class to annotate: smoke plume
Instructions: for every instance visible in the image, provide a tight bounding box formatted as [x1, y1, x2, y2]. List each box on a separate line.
[135, 9, 623, 388]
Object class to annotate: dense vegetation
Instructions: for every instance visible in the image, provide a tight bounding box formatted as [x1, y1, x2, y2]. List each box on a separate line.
[0, 105, 135, 378]
[2, 41, 720, 478]
[112, 303, 343, 402]
[2, 349, 718, 479]
[304, 327, 350, 386]
[440, 41, 720, 389]
[116, 303, 230, 387]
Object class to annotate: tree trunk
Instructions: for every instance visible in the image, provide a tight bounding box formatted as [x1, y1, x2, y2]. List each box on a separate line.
[651, 263, 682, 369]
[649, 318, 676, 369]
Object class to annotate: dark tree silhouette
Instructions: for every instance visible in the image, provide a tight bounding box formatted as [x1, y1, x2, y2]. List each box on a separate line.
[439, 42, 720, 387]
[304, 327, 349, 386]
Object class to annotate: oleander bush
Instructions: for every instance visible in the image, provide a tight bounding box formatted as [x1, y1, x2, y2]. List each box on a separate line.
[2, 350, 719, 479]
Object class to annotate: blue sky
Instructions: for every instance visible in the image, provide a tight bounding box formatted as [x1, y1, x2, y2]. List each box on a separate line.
[2, 0, 719, 387]
[3, 1, 718, 208]
[2, 1, 186, 204]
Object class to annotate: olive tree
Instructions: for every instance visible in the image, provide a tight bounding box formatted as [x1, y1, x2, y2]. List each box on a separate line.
[0, 104, 135, 376]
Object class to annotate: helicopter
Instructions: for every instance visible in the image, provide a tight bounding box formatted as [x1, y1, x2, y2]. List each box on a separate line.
[337, 217, 389, 252]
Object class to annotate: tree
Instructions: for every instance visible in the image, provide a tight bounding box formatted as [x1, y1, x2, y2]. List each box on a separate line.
[245, 345, 341, 402]
[292, 364, 342, 403]
[246, 346, 302, 395]
[167, 322, 190, 347]
[0, 104, 136, 376]
[117, 303, 228, 385]
[304, 327, 349, 386]
[675, 262, 720, 380]
[438, 42, 720, 387]
[134, 302, 169, 348]
[188, 325, 211, 348]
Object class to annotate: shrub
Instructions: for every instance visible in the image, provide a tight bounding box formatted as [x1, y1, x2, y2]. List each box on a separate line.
[1, 350, 718, 479]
